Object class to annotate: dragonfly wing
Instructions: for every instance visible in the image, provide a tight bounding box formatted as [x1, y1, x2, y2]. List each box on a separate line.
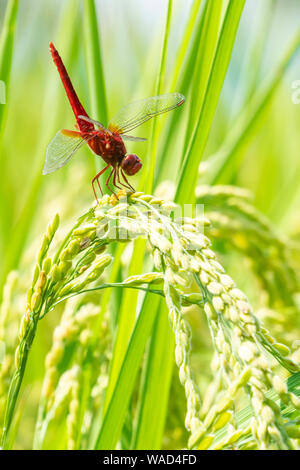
[108, 92, 185, 134]
[121, 135, 147, 142]
[43, 130, 91, 175]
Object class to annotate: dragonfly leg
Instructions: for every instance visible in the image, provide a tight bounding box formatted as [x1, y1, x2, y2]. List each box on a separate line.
[112, 168, 123, 191]
[92, 177, 101, 203]
[116, 167, 133, 192]
[121, 169, 135, 192]
[105, 167, 116, 196]
[92, 164, 110, 203]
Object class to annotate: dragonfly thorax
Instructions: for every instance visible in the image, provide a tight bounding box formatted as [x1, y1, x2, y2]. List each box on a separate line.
[89, 132, 127, 166]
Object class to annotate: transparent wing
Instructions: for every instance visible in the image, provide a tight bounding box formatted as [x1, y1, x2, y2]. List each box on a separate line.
[43, 130, 93, 175]
[121, 135, 147, 142]
[108, 92, 185, 134]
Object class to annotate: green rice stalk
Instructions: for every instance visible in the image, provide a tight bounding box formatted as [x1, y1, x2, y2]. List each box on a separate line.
[0, 0, 19, 249]
[182, 0, 223, 151]
[156, 0, 206, 183]
[131, 301, 174, 450]
[83, 0, 108, 172]
[0, 0, 18, 138]
[208, 28, 300, 184]
[175, 0, 246, 204]
[144, 0, 173, 193]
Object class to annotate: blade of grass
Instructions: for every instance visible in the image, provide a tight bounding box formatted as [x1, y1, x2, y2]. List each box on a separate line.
[175, 0, 224, 188]
[168, 0, 203, 92]
[131, 301, 175, 450]
[0, 0, 19, 250]
[144, 0, 173, 194]
[183, 0, 223, 149]
[207, 28, 300, 184]
[234, 0, 275, 109]
[83, 0, 108, 173]
[93, 293, 161, 450]
[102, 239, 146, 414]
[0, 0, 18, 137]
[175, 0, 246, 204]
[156, 0, 208, 184]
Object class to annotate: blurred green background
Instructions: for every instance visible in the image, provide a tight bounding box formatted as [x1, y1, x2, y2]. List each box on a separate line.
[1, 0, 300, 261]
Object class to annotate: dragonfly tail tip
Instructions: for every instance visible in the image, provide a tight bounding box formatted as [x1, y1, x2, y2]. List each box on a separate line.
[49, 42, 56, 53]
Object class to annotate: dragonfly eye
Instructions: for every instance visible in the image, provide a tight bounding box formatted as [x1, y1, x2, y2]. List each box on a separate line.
[121, 154, 142, 176]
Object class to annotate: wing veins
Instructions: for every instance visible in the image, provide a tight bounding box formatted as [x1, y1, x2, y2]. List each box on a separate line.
[108, 93, 185, 134]
[43, 131, 96, 175]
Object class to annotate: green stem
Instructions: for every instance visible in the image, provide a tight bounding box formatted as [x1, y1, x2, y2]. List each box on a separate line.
[1, 312, 39, 448]
[44, 283, 166, 315]
[0, 0, 19, 137]
[83, 0, 108, 173]
[144, 0, 173, 193]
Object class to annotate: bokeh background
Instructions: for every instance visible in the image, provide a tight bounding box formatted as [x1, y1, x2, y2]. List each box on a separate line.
[1, 0, 300, 234]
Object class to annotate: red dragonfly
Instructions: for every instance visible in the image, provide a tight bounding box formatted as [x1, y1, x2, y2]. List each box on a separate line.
[43, 42, 185, 201]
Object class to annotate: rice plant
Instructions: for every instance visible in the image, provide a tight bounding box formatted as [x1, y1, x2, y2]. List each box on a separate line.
[0, 0, 300, 450]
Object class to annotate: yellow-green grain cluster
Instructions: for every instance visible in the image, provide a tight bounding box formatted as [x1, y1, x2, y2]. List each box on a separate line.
[2, 191, 300, 450]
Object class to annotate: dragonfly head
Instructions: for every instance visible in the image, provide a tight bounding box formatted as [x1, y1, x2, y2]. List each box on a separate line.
[121, 154, 142, 176]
